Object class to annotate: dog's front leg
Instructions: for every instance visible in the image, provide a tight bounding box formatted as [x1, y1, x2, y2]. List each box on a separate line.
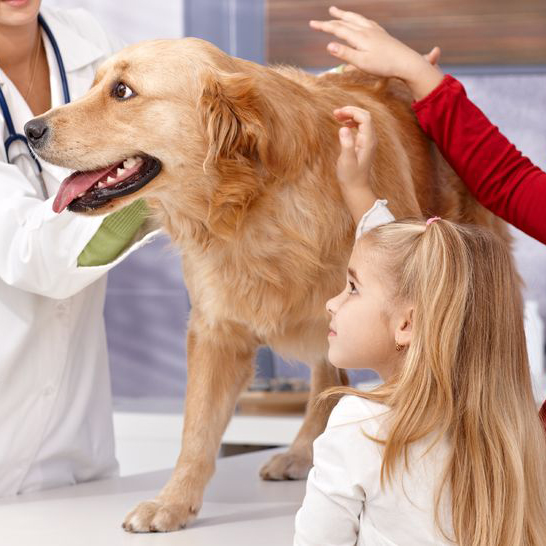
[122, 319, 256, 533]
[260, 359, 348, 480]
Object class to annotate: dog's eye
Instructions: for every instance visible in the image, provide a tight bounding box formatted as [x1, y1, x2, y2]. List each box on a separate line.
[112, 82, 134, 100]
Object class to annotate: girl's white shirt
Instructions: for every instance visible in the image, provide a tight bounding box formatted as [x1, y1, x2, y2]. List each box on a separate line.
[295, 203, 453, 545]
[355, 199, 395, 239]
[0, 7, 159, 496]
[294, 396, 454, 546]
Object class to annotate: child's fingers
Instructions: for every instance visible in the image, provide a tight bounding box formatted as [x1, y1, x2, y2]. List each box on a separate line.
[424, 46, 441, 66]
[309, 20, 362, 42]
[337, 107, 375, 163]
[329, 6, 375, 29]
[333, 109, 355, 120]
[343, 64, 358, 72]
[339, 126, 356, 149]
[326, 41, 364, 66]
[334, 114, 359, 128]
[309, 20, 364, 50]
[334, 107, 372, 132]
[338, 127, 357, 166]
[337, 106, 373, 128]
[309, 19, 360, 33]
[355, 129, 376, 163]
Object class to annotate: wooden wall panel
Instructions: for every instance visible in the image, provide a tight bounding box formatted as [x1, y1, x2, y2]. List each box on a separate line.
[266, 0, 546, 67]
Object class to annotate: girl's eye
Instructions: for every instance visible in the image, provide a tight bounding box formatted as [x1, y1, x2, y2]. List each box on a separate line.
[113, 82, 135, 100]
[348, 280, 358, 294]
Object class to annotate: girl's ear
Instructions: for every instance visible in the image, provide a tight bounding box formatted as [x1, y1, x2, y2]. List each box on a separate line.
[395, 307, 413, 348]
[199, 70, 282, 238]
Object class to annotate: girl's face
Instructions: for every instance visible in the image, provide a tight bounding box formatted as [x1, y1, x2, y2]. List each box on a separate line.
[326, 243, 412, 380]
[0, 0, 41, 27]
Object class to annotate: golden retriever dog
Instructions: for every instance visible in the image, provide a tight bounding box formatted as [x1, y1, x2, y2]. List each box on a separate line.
[25, 38, 508, 532]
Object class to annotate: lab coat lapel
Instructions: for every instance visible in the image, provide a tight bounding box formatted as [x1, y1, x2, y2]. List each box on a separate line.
[40, 11, 104, 72]
[37, 11, 109, 192]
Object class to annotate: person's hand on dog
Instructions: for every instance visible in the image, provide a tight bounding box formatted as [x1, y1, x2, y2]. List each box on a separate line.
[341, 45, 440, 74]
[310, 6, 444, 100]
[335, 106, 379, 223]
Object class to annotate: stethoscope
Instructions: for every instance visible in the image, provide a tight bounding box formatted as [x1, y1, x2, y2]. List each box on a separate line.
[0, 13, 70, 199]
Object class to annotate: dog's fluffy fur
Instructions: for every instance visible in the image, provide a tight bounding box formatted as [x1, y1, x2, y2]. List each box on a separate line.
[33, 38, 509, 532]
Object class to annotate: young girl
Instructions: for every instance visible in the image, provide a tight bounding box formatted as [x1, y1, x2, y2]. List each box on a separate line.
[293, 108, 546, 545]
[311, 4, 546, 427]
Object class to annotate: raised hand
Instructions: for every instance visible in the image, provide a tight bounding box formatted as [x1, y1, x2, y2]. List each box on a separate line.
[310, 6, 444, 100]
[334, 106, 379, 223]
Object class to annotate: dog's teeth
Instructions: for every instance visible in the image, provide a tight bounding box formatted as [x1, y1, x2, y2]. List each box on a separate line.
[123, 157, 137, 169]
[77, 192, 85, 197]
[106, 176, 116, 183]
[97, 182, 105, 188]
[117, 167, 126, 176]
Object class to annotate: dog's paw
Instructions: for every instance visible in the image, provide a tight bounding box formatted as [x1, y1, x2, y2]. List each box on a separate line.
[122, 499, 199, 533]
[259, 450, 312, 481]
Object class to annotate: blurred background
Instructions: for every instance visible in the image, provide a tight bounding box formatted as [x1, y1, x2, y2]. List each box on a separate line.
[41, 0, 546, 471]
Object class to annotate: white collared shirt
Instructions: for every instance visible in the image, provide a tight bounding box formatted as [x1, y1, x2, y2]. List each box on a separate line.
[0, 7, 158, 496]
[355, 199, 395, 239]
[294, 396, 454, 546]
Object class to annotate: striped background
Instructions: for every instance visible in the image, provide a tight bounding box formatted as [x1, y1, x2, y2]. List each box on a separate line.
[267, 0, 546, 68]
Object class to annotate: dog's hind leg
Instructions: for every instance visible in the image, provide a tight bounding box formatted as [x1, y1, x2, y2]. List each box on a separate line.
[122, 317, 256, 533]
[259, 359, 348, 480]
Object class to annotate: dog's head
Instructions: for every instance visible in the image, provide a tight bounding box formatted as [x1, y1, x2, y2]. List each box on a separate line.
[27, 38, 320, 234]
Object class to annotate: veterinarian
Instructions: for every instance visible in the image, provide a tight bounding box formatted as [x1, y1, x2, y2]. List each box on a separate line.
[0, 0, 156, 496]
[311, 5, 546, 426]
[293, 104, 546, 545]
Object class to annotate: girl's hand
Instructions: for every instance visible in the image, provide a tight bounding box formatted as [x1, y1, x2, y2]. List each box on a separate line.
[335, 106, 379, 223]
[310, 6, 444, 100]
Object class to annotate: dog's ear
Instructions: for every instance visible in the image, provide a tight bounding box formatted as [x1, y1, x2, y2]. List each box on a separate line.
[199, 70, 285, 238]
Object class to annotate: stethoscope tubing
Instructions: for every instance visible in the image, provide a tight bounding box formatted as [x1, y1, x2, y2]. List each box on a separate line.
[37, 13, 70, 104]
[0, 13, 70, 199]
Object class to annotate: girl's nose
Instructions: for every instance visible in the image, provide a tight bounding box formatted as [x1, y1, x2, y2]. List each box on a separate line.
[326, 293, 340, 315]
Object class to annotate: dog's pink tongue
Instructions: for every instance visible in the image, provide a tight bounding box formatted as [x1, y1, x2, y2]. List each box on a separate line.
[52, 165, 117, 213]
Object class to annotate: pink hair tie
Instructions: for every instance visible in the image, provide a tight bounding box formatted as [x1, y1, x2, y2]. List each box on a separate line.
[426, 216, 441, 226]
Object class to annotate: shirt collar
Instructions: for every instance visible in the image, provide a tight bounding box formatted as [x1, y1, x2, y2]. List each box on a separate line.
[39, 9, 105, 73]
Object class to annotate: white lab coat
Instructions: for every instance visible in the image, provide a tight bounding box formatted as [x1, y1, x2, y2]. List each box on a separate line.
[0, 7, 158, 496]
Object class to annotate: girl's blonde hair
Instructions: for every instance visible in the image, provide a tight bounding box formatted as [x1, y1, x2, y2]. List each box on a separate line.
[324, 218, 546, 545]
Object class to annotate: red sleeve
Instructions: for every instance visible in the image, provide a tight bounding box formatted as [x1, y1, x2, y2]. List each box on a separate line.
[411, 75, 546, 244]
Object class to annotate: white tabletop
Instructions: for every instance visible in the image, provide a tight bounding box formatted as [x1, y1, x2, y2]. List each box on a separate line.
[0, 448, 305, 546]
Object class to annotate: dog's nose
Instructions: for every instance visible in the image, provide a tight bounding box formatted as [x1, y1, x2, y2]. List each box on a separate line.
[24, 118, 49, 148]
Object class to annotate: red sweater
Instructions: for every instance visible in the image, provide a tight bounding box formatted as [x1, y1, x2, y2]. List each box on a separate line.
[412, 75, 546, 427]
[412, 75, 546, 244]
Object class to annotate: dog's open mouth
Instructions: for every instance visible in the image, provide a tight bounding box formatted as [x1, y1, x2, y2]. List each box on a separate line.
[52, 155, 162, 213]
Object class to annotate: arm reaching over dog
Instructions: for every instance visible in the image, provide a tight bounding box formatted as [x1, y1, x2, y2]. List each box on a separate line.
[310, 6, 444, 101]
[412, 77, 546, 244]
[313, 6, 546, 245]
